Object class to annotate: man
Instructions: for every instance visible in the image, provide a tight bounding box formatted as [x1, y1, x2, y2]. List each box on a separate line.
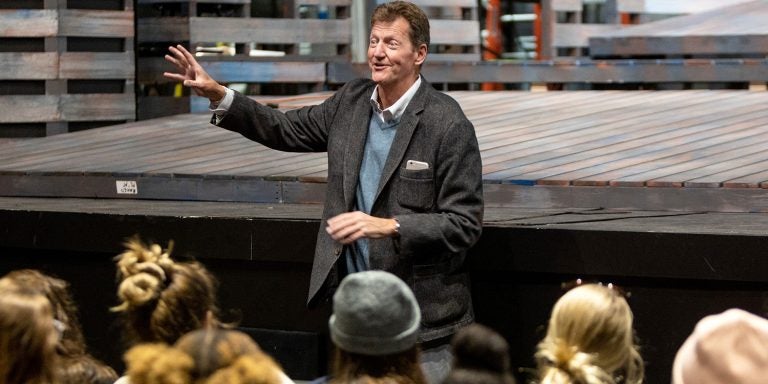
[164, 1, 483, 381]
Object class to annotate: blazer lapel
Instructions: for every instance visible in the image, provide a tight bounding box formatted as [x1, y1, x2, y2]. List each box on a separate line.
[373, 81, 429, 203]
[343, 96, 373, 210]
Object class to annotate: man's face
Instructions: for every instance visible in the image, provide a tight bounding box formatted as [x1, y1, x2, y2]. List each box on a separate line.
[368, 16, 426, 89]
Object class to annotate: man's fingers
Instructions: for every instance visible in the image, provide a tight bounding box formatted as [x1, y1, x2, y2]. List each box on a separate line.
[177, 44, 199, 68]
[162, 72, 186, 82]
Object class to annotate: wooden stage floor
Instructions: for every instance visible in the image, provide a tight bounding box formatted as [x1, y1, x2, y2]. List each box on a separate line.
[3, 90, 768, 212]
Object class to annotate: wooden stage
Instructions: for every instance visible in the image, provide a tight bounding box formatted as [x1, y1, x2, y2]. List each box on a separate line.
[3, 90, 768, 212]
[3, 90, 768, 383]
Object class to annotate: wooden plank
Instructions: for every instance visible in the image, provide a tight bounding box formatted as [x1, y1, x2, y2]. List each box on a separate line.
[575, 121, 768, 187]
[553, 24, 621, 48]
[137, 96, 190, 120]
[642, 0, 754, 15]
[190, 17, 351, 45]
[203, 61, 326, 83]
[0, 9, 57, 37]
[614, 0, 644, 14]
[430, 19, 480, 46]
[615, 130, 768, 187]
[0, 52, 58, 80]
[548, 0, 583, 12]
[328, 59, 768, 85]
[0, 96, 59, 123]
[136, 17, 188, 42]
[59, 9, 134, 38]
[591, 35, 768, 57]
[138, 0, 251, 3]
[61, 94, 135, 121]
[60, 52, 134, 79]
[408, 0, 477, 8]
[674, 151, 768, 188]
[294, 0, 352, 6]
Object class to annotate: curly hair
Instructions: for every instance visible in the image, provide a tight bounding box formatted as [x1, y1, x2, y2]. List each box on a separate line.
[535, 284, 644, 384]
[124, 329, 284, 384]
[112, 237, 220, 345]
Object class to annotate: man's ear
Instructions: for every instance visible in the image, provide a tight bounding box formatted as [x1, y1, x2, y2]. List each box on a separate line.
[415, 43, 427, 66]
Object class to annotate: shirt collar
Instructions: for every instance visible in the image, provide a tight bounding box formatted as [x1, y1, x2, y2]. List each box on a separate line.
[370, 75, 422, 124]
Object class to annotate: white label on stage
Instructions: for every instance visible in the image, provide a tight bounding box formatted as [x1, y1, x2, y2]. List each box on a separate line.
[116, 180, 138, 195]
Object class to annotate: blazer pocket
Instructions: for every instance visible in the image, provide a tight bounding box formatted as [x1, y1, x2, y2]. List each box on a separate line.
[413, 273, 470, 327]
[397, 169, 434, 211]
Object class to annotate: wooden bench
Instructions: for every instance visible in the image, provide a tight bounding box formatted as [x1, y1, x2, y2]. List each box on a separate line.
[0, 0, 135, 137]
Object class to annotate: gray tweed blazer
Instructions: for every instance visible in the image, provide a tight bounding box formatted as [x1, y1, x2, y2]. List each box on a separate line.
[217, 77, 484, 341]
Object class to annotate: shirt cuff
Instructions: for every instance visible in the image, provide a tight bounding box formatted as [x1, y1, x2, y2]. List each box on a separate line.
[210, 87, 235, 123]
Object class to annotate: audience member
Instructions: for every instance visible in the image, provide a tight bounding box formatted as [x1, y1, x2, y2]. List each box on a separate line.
[0, 280, 58, 384]
[672, 308, 768, 384]
[443, 323, 516, 384]
[124, 328, 292, 384]
[3, 269, 118, 383]
[535, 282, 643, 384]
[112, 236, 222, 346]
[318, 270, 426, 384]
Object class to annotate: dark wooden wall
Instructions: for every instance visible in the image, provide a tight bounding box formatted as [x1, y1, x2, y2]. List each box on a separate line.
[1, 202, 767, 382]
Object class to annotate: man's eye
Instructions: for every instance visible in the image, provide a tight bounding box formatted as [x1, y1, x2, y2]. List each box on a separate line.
[369, 39, 378, 46]
[387, 42, 399, 49]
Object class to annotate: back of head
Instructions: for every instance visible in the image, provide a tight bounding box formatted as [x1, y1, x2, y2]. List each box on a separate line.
[672, 308, 768, 384]
[329, 270, 424, 383]
[112, 237, 219, 345]
[57, 355, 118, 384]
[444, 324, 516, 384]
[535, 284, 643, 384]
[124, 328, 284, 384]
[3, 269, 87, 356]
[371, 1, 430, 48]
[0, 281, 58, 384]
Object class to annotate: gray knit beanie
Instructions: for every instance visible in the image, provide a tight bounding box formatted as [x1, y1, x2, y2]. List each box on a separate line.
[329, 270, 421, 356]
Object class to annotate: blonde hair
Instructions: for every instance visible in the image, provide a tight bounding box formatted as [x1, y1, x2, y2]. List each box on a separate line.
[112, 237, 220, 345]
[124, 329, 284, 384]
[535, 284, 644, 384]
[0, 280, 59, 384]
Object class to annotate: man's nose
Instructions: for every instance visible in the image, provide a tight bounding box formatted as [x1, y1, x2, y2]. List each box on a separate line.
[372, 42, 385, 56]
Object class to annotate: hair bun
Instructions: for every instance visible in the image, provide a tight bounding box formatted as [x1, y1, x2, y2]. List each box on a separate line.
[113, 238, 175, 311]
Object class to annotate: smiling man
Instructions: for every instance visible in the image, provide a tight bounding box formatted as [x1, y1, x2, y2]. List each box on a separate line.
[163, 2, 483, 381]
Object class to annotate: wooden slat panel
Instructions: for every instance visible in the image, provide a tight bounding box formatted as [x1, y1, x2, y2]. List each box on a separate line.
[190, 17, 351, 44]
[0, 96, 59, 123]
[0, 9, 57, 37]
[430, 19, 481, 46]
[615, 0, 644, 14]
[327, 59, 768, 85]
[138, 0, 250, 3]
[136, 17, 189, 42]
[61, 94, 135, 121]
[0, 52, 58, 80]
[295, 0, 353, 6]
[553, 24, 621, 48]
[408, 0, 477, 8]
[203, 61, 326, 83]
[60, 52, 135, 79]
[642, 0, 754, 15]
[60, 9, 134, 38]
[549, 0, 583, 12]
